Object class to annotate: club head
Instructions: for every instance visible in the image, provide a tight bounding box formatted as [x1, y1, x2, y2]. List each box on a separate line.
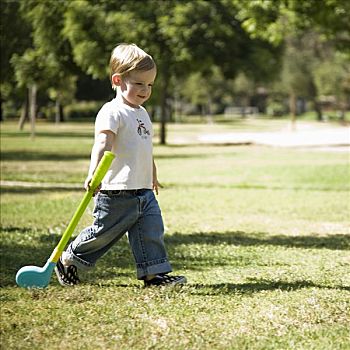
[16, 261, 56, 288]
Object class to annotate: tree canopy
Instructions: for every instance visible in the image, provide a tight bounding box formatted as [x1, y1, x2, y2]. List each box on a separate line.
[1, 0, 349, 139]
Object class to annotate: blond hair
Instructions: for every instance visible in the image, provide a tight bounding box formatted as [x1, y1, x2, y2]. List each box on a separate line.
[109, 43, 156, 90]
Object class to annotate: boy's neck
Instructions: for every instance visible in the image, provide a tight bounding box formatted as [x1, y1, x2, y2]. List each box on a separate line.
[115, 93, 140, 109]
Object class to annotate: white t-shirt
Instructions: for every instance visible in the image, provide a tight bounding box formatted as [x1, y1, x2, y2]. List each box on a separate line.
[95, 98, 153, 190]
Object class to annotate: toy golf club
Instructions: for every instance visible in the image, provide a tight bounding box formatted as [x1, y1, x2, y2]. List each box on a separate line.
[16, 151, 115, 288]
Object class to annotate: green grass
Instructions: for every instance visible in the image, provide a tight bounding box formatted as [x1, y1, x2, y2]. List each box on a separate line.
[1, 120, 349, 349]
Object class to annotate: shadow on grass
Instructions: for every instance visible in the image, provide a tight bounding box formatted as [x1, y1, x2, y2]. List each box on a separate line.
[2, 150, 219, 162]
[164, 182, 349, 192]
[167, 231, 350, 251]
[1, 183, 347, 195]
[1, 150, 89, 162]
[155, 153, 219, 160]
[2, 150, 226, 164]
[1, 187, 82, 195]
[1, 227, 349, 288]
[189, 279, 350, 296]
[1, 131, 93, 139]
[0, 228, 134, 287]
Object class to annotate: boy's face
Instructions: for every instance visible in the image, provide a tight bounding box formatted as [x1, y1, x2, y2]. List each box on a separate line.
[115, 68, 156, 108]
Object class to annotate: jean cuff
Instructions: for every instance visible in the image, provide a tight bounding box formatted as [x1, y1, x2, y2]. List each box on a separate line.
[136, 259, 172, 280]
[64, 248, 95, 270]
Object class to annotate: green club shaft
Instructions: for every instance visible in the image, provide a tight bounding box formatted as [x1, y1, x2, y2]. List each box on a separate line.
[49, 151, 115, 263]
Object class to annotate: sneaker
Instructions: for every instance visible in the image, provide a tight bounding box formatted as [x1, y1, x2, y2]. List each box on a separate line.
[144, 274, 187, 287]
[55, 258, 80, 286]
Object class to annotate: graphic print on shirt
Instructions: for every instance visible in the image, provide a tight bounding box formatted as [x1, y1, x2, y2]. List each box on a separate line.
[136, 118, 150, 139]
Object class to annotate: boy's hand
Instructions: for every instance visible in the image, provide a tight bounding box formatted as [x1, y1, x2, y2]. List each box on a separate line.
[153, 178, 163, 195]
[85, 130, 114, 195]
[84, 176, 101, 196]
[152, 159, 163, 195]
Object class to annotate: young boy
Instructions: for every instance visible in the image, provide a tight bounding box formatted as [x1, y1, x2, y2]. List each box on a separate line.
[55, 43, 186, 287]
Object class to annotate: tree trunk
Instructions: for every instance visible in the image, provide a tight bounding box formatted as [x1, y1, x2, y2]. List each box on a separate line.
[55, 100, 64, 123]
[206, 97, 213, 124]
[29, 84, 37, 139]
[60, 104, 64, 122]
[18, 88, 29, 130]
[309, 79, 323, 121]
[314, 99, 323, 121]
[289, 91, 297, 130]
[0, 96, 3, 122]
[339, 102, 346, 124]
[159, 73, 169, 145]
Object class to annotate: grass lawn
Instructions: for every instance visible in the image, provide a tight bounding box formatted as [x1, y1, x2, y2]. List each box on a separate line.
[1, 120, 349, 349]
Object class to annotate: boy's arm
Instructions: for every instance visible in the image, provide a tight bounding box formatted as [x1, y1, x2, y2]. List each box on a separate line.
[85, 130, 115, 192]
[152, 158, 163, 195]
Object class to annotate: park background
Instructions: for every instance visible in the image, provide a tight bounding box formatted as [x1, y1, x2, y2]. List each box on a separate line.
[1, 0, 349, 349]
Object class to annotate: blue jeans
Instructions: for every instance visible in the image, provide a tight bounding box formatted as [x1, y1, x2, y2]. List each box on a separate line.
[65, 189, 172, 279]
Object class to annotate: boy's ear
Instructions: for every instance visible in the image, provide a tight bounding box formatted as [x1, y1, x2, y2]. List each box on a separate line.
[112, 74, 122, 87]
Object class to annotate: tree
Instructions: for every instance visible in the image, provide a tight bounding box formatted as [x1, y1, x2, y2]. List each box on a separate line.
[234, 0, 350, 121]
[19, 0, 78, 124]
[61, 0, 282, 144]
[314, 51, 350, 121]
[62, 0, 189, 144]
[180, 66, 232, 118]
[234, 0, 350, 50]
[0, 0, 32, 122]
[281, 31, 324, 122]
[11, 49, 45, 137]
[2, 0, 284, 142]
